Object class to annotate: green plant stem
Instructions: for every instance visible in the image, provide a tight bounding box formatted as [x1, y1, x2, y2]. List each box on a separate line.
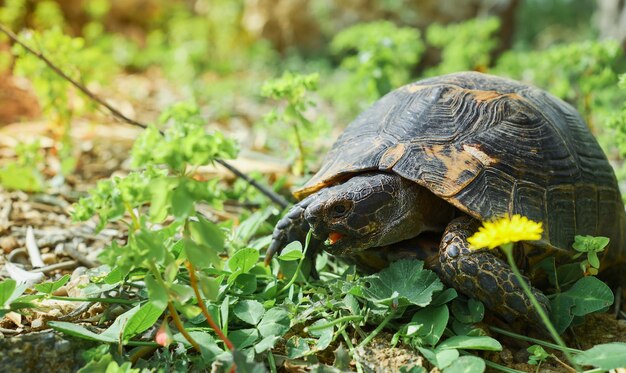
[277, 231, 312, 296]
[48, 295, 137, 305]
[501, 244, 581, 371]
[292, 121, 305, 175]
[489, 326, 581, 354]
[305, 315, 364, 332]
[341, 330, 363, 373]
[186, 261, 235, 351]
[356, 310, 395, 349]
[267, 351, 277, 373]
[124, 201, 140, 230]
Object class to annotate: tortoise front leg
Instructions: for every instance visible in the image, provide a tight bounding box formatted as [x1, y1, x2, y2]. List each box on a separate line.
[438, 216, 550, 325]
[265, 195, 322, 269]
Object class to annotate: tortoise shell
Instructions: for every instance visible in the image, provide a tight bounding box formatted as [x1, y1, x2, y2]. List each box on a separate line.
[295, 72, 625, 259]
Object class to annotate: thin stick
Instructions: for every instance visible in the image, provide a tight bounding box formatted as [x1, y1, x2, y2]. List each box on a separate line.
[0, 23, 290, 209]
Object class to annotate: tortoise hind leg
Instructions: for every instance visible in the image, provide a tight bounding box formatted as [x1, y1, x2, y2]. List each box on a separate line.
[438, 216, 550, 325]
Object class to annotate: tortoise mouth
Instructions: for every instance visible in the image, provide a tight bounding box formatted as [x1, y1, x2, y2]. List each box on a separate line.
[324, 231, 345, 246]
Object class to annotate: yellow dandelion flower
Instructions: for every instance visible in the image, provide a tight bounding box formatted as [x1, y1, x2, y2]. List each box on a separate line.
[468, 214, 543, 250]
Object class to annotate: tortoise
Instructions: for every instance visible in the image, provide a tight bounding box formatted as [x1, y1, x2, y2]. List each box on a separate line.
[266, 71, 626, 324]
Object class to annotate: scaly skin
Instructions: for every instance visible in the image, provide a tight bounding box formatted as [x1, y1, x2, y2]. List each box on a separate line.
[268, 172, 551, 325]
[438, 216, 550, 324]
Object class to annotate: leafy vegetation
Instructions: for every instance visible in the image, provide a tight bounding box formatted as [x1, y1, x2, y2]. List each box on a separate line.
[1, 1, 626, 372]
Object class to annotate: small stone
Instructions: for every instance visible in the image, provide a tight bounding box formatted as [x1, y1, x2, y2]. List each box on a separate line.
[0, 236, 19, 253]
[31, 318, 45, 330]
[41, 253, 57, 264]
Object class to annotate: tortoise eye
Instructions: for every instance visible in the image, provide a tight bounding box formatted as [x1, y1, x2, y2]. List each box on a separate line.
[331, 202, 350, 217]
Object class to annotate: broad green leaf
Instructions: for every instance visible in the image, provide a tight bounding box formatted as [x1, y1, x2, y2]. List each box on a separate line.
[101, 305, 141, 340]
[254, 335, 281, 354]
[277, 241, 304, 261]
[171, 184, 194, 218]
[229, 328, 259, 349]
[437, 335, 502, 351]
[228, 248, 260, 273]
[176, 331, 223, 362]
[169, 284, 195, 305]
[183, 238, 219, 269]
[308, 318, 334, 351]
[123, 302, 166, 339]
[48, 321, 117, 342]
[189, 215, 224, 252]
[408, 305, 448, 346]
[418, 347, 459, 369]
[430, 288, 458, 307]
[234, 300, 265, 325]
[443, 356, 485, 373]
[232, 349, 266, 373]
[257, 307, 291, 337]
[286, 336, 311, 359]
[148, 179, 173, 222]
[0, 279, 17, 307]
[135, 229, 166, 264]
[563, 276, 613, 316]
[198, 273, 221, 301]
[34, 274, 70, 294]
[550, 294, 575, 333]
[231, 273, 257, 295]
[362, 260, 443, 307]
[572, 342, 626, 370]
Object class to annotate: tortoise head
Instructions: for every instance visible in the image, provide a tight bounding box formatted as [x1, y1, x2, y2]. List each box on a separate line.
[303, 172, 454, 255]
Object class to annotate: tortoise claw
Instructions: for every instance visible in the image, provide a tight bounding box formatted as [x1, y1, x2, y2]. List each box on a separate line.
[265, 196, 314, 265]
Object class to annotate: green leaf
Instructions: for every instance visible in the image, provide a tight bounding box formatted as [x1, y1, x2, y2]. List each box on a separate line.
[437, 335, 502, 351]
[123, 302, 166, 339]
[562, 276, 614, 316]
[228, 248, 260, 273]
[443, 356, 485, 373]
[34, 274, 70, 294]
[230, 273, 257, 295]
[171, 185, 194, 218]
[430, 288, 458, 307]
[197, 273, 221, 301]
[286, 336, 311, 359]
[0, 279, 18, 307]
[0, 163, 45, 192]
[148, 178, 174, 222]
[183, 238, 220, 269]
[48, 321, 117, 342]
[418, 347, 459, 369]
[254, 335, 281, 353]
[572, 235, 609, 253]
[277, 241, 304, 261]
[145, 274, 168, 309]
[550, 294, 575, 333]
[232, 350, 265, 373]
[101, 305, 141, 340]
[257, 307, 291, 338]
[407, 305, 448, 346]
[234, 300, 265, 325]
[362, 260, 443, 307]
[308, 318, 334, 351]
[189, 215, 225, 252]
[229, 328, 259, 349]
[573, 343, 626, 370]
